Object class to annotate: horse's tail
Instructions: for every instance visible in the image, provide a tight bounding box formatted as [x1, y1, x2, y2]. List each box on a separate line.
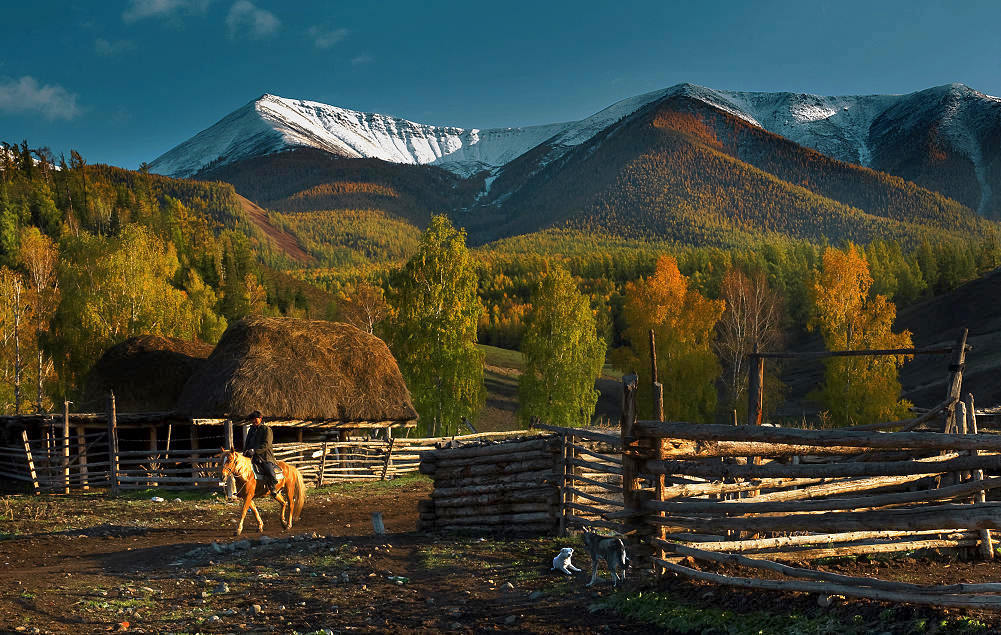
[293, 466, 306, 521]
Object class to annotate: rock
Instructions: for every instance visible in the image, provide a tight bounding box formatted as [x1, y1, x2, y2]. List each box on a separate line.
[487, 579, 495, 585]
[529, 591, 544, 600]
[151, 496, 165, 502]
[207, 615, 221, 623]
[817, 594, 843, 608]
[360, 585, 367, 591]
[504, 615, 517, 625]
[173, 498, 182, 503]
[501, 582, 515, 591]
[214, 582, 229, 594]
[294, 567, 301, 574]
[140, 587, 156, 594]
[251, 604, 263, 615]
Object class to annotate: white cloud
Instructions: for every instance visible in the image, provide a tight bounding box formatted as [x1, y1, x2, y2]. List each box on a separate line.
[95, 38, 136, 56]
[226, 1, 280, 39]
[308, 25, 348, 49]
[0, 76, 80, 121]
[351, 54, 373, 66]
[122, 0, 187, 23]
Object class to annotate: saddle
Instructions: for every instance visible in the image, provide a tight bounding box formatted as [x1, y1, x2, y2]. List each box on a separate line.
[252, 463, 285, 486]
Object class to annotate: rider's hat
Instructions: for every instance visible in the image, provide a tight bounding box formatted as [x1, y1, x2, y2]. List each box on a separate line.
[247, 410, 263, 421]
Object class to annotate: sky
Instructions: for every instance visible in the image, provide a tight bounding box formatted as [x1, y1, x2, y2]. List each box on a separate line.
[2, 0, 1000, 169]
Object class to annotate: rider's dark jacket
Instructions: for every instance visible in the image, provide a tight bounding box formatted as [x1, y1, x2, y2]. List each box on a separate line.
[244, 423, 276, 464]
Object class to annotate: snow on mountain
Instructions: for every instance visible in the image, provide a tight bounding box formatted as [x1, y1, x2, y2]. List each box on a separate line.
[151, 84, 1001, 212]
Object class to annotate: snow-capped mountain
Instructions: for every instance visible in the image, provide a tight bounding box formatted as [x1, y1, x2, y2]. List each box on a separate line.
[150, 83, 1001, 218]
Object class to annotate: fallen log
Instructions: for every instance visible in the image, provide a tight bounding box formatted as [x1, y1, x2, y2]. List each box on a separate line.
[655, 559, 1001, 609]
[659, 541, 1001, 594]
[676, 529, 970, 552]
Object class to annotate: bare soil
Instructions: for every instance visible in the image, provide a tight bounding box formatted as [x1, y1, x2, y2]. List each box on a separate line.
[4, 478, 1001, 634]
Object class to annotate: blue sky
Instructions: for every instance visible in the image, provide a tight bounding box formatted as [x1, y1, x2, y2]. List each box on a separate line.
[2, 0, 1000, 169]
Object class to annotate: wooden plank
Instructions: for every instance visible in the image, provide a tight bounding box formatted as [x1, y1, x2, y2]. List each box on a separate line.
[107, 393, 119, 495]
[752, 345, 962, 359]
[568, 442, 622, 465]
[568, 472, 621, 492]
[532, 422, 622, 446]
[679, 529, 972, 552]
[62, 402, 70, 494]
[967, 393, 995, 560]
[569, 456, 623, 475]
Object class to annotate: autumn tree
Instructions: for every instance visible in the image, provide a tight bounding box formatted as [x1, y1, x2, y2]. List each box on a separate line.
[337, 281, 390, 334]
[388, 215, 484, 436]
[614, 255, 725, 423]
[810, 244, 913, 426]
[714, 267, 783, 417]
[19, 227, 60, 411]
[518, 266, 606, 428]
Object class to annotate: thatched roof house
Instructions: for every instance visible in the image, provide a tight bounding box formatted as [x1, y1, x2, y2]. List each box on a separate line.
[175, 317, 417, 427]
[83, 335, 213, 412]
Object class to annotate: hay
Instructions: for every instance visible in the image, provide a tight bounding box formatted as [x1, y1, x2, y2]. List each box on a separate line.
[83, 335, 213, 412]
[176, 317, 417, 422]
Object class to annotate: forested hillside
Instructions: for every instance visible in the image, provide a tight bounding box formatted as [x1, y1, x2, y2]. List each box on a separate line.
[0, 141, 335, 413]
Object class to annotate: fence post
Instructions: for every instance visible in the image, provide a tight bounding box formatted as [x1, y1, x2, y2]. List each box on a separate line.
[648, 330, 667, 567]
[380, 437, 396, 481]
[317, 440, 328, 486]
[62, 401, 70, 494]
[224, 420, 236, 498]
[966, 393, 994, 560]
[619, 374, 649, 566]
[942, 329, 969, 433]
[107, 391, 119, 495]
[76, 425, 88, 490]
[746, 346, 765, 501]
[21, 429, 39, 495]
[559, 432, 570, 536]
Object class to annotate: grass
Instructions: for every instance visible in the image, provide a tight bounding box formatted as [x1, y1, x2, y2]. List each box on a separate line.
[479, 343, 526, 371]
[118, 488, 218, 501]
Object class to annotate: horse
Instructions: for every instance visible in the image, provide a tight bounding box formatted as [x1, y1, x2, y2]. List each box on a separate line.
[218, 448, 307, 536]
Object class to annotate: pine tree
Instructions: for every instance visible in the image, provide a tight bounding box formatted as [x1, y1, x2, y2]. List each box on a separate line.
[388, 215, 484, 436]
[518, 266, 605, 428]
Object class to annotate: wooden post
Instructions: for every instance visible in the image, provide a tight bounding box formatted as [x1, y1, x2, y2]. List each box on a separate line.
[942, 329, 969, 433]
[224, 420, 236, 498]
[189, 423, 200, 481]
[380, 437, 396, 481]
[76, 425, 88, 490]
[164, 424, 172, 461]
[620, 374, 648, 564]
[559, 433, 571, 536]
[317, 440, 328, 487]
[967, 393, 994, 560]
[62, 401, 70, 494]
[107, 392, 119, 495]
[746, 345, 765, 501]
[296, 428, 304, 443]
[649, 330, 664, 422]
[22, 429, 39, 495]
[147, 424, 159, 488]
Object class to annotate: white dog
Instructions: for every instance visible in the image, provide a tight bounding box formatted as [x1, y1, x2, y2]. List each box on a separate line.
[551, 547, 582, 575]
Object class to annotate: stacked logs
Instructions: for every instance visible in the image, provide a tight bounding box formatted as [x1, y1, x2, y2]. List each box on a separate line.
[417, 435, 562, 534]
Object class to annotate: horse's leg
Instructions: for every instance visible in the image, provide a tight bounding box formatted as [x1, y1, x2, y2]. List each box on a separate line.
[283, 472, 295, 530]
[249, 500, 264, 533]
[237, 493, 254, 536]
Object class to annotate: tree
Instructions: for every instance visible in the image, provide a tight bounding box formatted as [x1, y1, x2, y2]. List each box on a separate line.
[337, 281, 390, 334]
[19, 227, 60, 411]
[518, 266, 606, 428]
[0, 266, 32, 413]
[388, 215, 484, 436]
[715, 267, 783, 417]
[614, 255, 725, 423]
[810, 245, 913, 426]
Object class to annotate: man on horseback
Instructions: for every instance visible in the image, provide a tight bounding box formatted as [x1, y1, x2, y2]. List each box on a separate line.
[243, 410, 285, 503]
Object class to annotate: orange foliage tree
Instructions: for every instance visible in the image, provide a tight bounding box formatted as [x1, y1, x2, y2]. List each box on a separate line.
[614, 255, 725, 423]
[810, 245, 913, 426]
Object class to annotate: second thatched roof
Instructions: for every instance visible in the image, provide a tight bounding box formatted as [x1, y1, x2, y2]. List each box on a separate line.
[83, 335, 214, 412]
[175, 317, 417, 423]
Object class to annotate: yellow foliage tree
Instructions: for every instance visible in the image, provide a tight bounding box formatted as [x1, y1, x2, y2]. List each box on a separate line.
[810, 245, 913, 426]
[614, 255, 725, 422]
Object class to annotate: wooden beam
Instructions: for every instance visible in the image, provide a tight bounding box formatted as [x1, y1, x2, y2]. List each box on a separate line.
[751, 345, 966, 360]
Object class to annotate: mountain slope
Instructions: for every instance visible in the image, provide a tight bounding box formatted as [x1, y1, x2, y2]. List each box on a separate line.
[463, 94, 991, 245]
[150, 83, 1001, 221]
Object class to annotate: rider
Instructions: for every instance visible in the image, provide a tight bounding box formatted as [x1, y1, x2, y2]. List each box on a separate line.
[242, 410, 285, 502]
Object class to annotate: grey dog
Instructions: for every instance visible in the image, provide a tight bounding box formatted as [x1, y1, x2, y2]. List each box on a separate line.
[582, 532, 628, 587]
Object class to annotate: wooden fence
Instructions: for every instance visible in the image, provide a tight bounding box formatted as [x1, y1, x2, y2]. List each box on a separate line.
[0, 406, 529, 494]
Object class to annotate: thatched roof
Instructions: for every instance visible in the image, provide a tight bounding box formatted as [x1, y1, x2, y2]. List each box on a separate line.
[83, 335, 214, 412]
[175, 317, 417, 422]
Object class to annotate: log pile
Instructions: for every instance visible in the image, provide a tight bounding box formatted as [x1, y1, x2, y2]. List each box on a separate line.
[417, 435, 563, 534]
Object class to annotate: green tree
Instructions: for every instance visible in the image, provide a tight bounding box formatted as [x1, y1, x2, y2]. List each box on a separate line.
[810, 245, 913, 426]
[518, 266, 606, 428]
[388, 215, 484, 436]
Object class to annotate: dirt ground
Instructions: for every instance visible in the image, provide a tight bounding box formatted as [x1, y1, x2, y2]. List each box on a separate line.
[4, 477, 1001, 634]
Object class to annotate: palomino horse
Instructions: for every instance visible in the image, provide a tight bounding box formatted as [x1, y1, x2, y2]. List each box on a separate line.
[219, 449, 307, 536]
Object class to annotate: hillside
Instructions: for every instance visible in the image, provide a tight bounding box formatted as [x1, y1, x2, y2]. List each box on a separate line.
[466, 95, 992, 245]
